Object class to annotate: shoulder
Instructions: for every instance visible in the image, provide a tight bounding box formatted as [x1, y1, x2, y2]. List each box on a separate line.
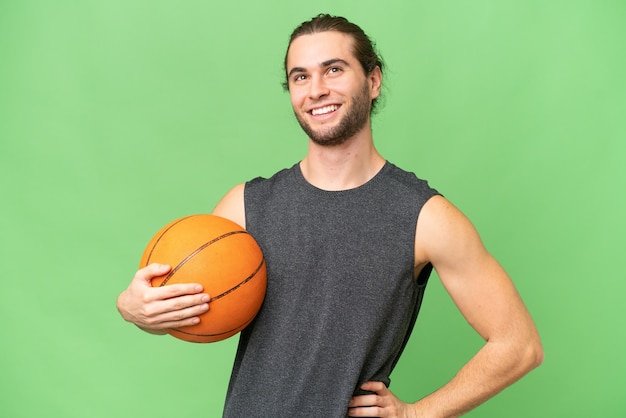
[380, 163, 440, 219]
[384, 162, 438, 195]
[415, 195, 486, 267]
[211, 165, 299, 229]
[244, 164, 301, 209]
[247, 164, 299, 189]
[212, 183, 246, 228]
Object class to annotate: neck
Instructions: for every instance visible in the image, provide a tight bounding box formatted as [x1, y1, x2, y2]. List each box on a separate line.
[300, 127, 385, 191]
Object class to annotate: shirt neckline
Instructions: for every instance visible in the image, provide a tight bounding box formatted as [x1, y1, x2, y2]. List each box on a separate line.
[293, 161, 391, 195]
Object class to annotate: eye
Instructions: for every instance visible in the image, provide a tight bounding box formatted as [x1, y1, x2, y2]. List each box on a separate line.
[327, 66, 342, 75]
[292, 74, 308, 83]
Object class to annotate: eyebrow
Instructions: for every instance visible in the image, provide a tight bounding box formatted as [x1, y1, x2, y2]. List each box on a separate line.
[287, 58, 352, 79]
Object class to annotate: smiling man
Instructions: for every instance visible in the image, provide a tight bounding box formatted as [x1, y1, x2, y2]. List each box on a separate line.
[117, 14, 543, 417]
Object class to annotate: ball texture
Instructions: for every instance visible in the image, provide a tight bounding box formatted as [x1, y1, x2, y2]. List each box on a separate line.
[139, 214, 267, 343]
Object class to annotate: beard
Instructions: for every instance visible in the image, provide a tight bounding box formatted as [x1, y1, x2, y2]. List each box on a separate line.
[294, 82, 371, 147]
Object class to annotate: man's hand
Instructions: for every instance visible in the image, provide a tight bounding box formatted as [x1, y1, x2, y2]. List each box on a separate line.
[116, 263, 210, 334]
[348, 381, 416, 418]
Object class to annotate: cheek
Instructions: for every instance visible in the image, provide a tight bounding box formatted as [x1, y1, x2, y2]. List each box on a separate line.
[289, 89, 306, 110]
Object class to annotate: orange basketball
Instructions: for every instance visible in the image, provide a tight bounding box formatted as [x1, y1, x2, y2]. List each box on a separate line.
[139, 214, 267, 343]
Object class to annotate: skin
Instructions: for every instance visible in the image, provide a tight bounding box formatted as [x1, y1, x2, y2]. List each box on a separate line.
[117, 30, 543, 417]
[290, 56, 373, 147]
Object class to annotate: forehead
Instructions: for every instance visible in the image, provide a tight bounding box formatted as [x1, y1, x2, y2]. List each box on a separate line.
[286, 31, 356, 70]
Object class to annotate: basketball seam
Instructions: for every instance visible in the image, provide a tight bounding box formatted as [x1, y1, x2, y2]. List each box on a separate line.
[170, 313, 257, 338]
[211, 257, 266, 301]
[159, 230, 250, 286]
[145, 215, 194, 265]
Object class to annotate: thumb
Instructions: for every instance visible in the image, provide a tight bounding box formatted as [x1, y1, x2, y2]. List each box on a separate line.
[135, 263, 171, 285]
[360, 381, 388, 394]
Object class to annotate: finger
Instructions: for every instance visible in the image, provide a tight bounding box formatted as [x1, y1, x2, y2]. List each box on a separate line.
[137, 264, 209, 301]
[347, 406, 382, 417]
[155, 282, 207, 300]
[167, 292, 211, 312]
[348, 394, 378, 407]
[135, 263, 171, 284]
[360, 381, 387, 394]
[150, 302, 210, 329]
[144, 292, 210, 318]
[140, 282, 205, 305]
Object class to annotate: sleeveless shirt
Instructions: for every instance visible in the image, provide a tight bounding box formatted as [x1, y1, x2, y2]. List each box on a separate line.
[223, 162, 439, 417]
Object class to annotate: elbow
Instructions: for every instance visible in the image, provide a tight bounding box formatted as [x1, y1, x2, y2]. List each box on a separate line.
[502, 329, 544, 375]
[522, 334, 544, 372]
[531, 340, 545, 369]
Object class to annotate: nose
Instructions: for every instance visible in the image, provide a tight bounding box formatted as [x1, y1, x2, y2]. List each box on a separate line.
[308, 75, 330, 100]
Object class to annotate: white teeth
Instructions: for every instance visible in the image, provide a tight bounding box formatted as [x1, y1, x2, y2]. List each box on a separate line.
[311, 105, 339, 116]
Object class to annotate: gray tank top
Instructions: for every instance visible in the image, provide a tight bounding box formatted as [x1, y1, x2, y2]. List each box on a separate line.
[223, 162, 439, 417]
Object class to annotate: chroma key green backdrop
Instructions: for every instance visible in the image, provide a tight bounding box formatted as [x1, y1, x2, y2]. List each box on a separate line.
[1, 1, 624, 417]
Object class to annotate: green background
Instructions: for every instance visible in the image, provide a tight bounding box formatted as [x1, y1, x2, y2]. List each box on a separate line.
[1, 1, 624, 417]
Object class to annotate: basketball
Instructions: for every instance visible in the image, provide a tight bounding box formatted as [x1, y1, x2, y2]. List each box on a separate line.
[139, 214, 267, 343]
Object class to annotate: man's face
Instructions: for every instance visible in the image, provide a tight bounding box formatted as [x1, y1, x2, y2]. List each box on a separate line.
[285, 31, 381, 146]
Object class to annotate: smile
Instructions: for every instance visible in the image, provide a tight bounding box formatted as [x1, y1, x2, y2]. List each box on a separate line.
[310, 105, 340, 116]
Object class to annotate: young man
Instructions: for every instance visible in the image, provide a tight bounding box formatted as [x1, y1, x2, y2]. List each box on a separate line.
[117, 14, 543, 417]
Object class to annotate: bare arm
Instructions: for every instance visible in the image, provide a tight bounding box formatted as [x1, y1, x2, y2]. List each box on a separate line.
[211, 183, 246, 228]
[413, 195, 543, 416]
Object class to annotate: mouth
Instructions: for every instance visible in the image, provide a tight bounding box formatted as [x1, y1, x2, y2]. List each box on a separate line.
[309, 104, 340, 116]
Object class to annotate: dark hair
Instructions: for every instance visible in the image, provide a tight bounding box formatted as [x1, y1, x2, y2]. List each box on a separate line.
[282, 14, 385, 114]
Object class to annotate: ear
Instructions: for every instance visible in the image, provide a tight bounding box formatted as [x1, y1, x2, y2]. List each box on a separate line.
[368, 66, 383, 100]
